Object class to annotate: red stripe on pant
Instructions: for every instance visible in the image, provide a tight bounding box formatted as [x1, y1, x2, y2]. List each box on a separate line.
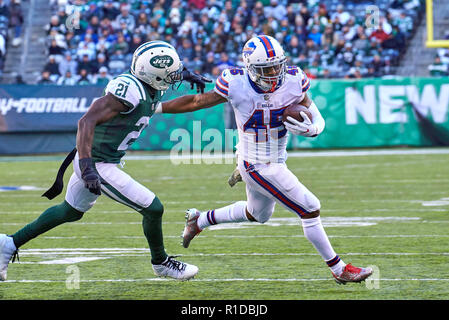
[244, 161, 307, 217]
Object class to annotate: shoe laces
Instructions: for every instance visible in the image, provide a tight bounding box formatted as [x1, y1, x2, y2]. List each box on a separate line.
[344, 263, 361, 274]
[162, 256, 186, 272]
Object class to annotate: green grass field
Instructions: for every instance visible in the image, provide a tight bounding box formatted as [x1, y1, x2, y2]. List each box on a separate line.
[0, 149, 448, 300]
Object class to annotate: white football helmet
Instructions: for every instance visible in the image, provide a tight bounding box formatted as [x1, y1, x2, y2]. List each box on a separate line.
[242, 35, 287, 92]
[131, 40, 183, 91]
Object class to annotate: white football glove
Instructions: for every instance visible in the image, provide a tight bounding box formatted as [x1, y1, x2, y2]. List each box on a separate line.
[283, 112, 318, 137]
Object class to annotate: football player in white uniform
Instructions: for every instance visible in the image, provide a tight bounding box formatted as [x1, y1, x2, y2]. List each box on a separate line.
[160, 35, 373, 284]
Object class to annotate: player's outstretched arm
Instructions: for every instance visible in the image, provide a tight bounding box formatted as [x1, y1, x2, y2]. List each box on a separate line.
[160, 90, 227, 114]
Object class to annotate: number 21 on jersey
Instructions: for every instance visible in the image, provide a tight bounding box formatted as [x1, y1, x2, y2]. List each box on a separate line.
[243, 107, 287, 142]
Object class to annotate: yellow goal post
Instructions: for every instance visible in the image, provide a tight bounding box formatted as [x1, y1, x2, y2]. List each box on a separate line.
[426, 0, 449, 47]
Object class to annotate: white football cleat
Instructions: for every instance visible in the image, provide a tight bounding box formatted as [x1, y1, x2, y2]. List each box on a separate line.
[0, 234, 18, 281]
[182, 208, 202, 248]
[152, 256, 198, 280]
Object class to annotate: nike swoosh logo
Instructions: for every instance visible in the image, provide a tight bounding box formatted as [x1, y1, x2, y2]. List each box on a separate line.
[121, 80, 130, 85]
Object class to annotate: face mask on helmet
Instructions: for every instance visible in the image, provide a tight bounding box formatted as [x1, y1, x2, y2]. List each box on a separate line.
[152, 64, 184, 90]
[249, 58, 287, 92]
[131, 41, 183, 91]
[243, 36, 288, 92]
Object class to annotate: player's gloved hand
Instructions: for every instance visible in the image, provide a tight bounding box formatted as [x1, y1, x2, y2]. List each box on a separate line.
[181, 67, 212, 93]
[79, 158, 101, 195]
[284, 112, 318, 137]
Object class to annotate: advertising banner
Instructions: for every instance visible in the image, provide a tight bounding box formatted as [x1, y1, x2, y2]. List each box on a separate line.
[0, 77, 448, 155]
[290, 77, 449, 149]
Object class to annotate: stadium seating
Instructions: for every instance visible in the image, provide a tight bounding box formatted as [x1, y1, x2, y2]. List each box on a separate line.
[434, 38, 449, 76]
[41, 0, 425, 84]
[0, 1, 11, 77]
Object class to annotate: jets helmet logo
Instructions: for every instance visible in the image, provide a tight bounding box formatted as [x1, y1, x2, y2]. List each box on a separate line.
[150, 55, 174, 69]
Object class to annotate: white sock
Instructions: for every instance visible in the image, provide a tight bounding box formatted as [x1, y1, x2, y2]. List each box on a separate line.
[197, 201, 248, 230]
[301, 216, 346, 275]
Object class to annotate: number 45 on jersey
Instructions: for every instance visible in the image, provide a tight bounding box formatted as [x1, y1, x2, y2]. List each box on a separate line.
[243, 107, 287, 142]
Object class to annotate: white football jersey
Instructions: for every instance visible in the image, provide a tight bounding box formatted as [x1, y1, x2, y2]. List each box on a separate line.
[214, 66, 311, 164]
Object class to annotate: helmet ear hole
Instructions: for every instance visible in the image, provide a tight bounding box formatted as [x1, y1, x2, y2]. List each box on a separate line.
[156, 76, 162, 81]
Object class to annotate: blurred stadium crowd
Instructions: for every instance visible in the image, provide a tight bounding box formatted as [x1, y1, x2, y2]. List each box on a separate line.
[0, 0, 24, 75]
[30, 0, 430, 84]
[429, 44, 449, 77]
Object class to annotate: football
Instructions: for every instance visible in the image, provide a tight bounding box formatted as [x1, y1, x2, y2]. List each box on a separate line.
[282, 104, 313, 123]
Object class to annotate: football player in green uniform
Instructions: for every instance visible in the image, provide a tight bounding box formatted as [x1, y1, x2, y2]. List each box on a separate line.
[0, 40, 214, 281]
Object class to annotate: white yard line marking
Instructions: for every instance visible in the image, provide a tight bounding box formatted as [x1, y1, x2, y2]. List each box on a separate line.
[38, 257, 110, 264]
[17, 248, 449, 256]
[40, 234, 449, 240]
[4, 278, 449, 283]
[1, 208, 447, 216]
[421, 197, 449, 207]
[178, 252, 449, 257]
[0, 222, 144, 226]
[12, 248, 449, 266]
[0, 216, 425, 228]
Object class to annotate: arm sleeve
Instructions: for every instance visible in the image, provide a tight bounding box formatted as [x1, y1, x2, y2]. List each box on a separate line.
[301, 71, 311, 94]
[213, 69, 231, 100]
[104, 76, 144, 114]
[154, 101, 163, 114]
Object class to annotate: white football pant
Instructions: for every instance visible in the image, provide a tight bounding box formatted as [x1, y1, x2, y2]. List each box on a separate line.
[65, 152, 156, 212]
[237, 159, 321, 223]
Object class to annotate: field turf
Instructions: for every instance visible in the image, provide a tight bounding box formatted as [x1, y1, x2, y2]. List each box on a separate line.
[0, 149, 448, 301]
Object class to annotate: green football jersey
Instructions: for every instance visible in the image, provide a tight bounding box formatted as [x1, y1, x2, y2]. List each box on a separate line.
[91, 71, 162, 163]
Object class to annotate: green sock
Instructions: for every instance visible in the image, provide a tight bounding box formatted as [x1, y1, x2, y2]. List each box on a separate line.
[141, 197, 168, 264]
[12, 201, 83, 248]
